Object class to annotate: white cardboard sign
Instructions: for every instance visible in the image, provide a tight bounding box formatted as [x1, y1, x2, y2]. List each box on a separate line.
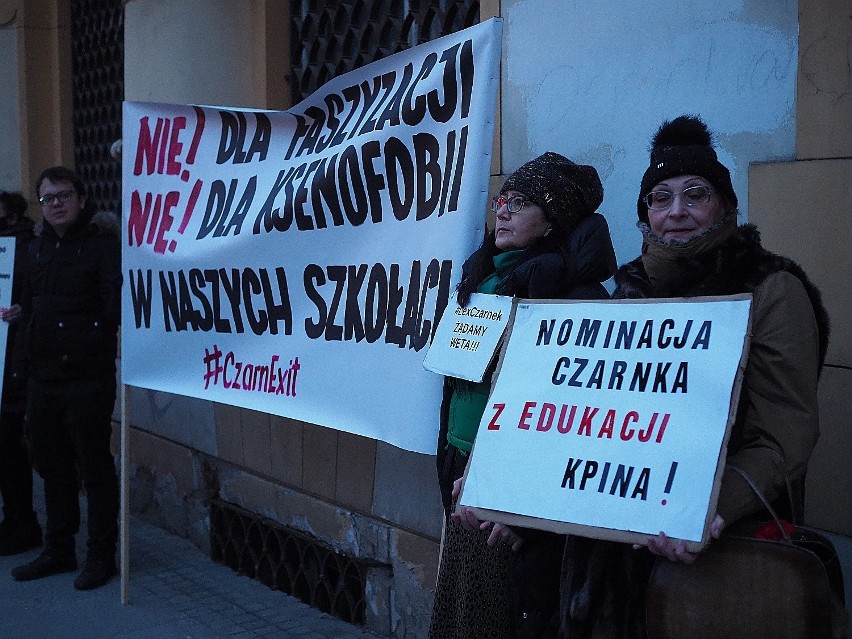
[0, 237, 13, 410]
[459, 295, 752, 549]
[423, 292, 513, 382]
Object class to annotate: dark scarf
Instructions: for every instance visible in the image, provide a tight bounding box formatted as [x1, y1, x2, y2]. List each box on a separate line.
[614, 223, 830, 370]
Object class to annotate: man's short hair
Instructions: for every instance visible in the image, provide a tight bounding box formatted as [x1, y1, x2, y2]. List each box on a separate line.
[36, 166, 87, 199]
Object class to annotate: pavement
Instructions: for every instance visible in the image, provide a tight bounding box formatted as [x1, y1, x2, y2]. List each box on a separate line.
[0, 478, 386, 639]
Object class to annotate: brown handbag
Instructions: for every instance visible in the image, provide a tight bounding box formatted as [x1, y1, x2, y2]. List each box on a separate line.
[646, 467, 849, 639]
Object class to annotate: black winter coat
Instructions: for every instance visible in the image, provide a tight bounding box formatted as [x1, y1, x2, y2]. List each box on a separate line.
[14, 210, 121, 382]
[1, 215, 34, 412]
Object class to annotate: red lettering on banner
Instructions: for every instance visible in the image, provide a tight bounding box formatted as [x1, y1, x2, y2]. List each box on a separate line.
[577, 406, 599, 436]
[487, 403, 505, 430]
[202, 344, 300, 396]
[504, 402, 671, 445]
[517, 401, 536, 430]
[134, 116, 188, 177]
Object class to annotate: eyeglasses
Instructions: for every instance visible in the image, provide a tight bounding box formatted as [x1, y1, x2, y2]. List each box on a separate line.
[491, 194, 528, 214]
[38, 190, 75, 206]
[644, 185, 713, 210]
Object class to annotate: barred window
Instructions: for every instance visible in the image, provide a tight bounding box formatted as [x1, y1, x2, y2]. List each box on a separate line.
[70, 0, 125, 216]
[291, 0, 480, 104]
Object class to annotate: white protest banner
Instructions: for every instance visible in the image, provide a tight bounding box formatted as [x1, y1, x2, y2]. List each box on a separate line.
[0, 238, 14, 409]
[121, 19, 502, 453]
[459, 295, 751, 549]
[423, 293, 513, 382]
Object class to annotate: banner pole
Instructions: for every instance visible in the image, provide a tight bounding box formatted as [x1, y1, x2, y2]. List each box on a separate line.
[120, 382, 130, 604]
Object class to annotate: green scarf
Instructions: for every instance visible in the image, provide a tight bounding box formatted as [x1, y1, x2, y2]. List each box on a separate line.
[446, 249, 524, 453]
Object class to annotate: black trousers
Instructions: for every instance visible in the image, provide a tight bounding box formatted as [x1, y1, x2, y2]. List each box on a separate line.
[0, 409, 37, 525]
[437, 442, 469, 518]
[26, 377, 119, 561]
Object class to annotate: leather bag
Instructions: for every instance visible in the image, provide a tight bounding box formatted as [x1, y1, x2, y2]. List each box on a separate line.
[646, 467, 849, 639]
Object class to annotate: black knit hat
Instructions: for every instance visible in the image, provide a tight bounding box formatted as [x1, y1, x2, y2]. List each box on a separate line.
[637, 115, 737, 223]
[501, 152, 603, 232]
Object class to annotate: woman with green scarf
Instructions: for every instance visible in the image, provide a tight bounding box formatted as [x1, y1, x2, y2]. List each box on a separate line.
[430, 152, 617, 639]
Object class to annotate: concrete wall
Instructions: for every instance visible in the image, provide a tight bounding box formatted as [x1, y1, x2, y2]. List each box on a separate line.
[500, 0, 799, 266]
[0, 0, 75, 202]
[796, 0, 852, 160]
[749, 0, 852, 543]
[125, 0, 256, 108]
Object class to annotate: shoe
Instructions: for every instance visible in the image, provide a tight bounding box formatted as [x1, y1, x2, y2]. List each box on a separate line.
[11, 552, 77, 581]
[0, 523, 42, 556]
[73, 558, 117, 590]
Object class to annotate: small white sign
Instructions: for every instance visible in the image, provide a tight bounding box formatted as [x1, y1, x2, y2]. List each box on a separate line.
[459, 295, 752, 550]
[0, 237, 14, 307]
[0, 237, 16, 410]
[423, 293, 514, 382]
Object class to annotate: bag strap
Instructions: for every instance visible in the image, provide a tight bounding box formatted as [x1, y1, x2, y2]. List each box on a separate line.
[727, 464, 793, 543]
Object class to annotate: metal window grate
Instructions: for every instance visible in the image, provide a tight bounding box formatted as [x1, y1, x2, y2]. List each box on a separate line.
[290, 0, 480, 104]
[70, 0, 125, 216]
[210, 498, 385, 626]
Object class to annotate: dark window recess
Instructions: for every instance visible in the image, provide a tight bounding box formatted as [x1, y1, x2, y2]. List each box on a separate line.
[290, 0, 480, 104]
[210, 498, 388, 626]
[70, 0, 124, 216]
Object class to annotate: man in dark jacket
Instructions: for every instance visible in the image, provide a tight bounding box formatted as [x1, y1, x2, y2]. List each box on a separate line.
[9, 167, 121, 590]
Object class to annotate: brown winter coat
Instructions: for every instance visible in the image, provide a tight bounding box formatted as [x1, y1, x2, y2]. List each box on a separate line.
[614, 224, 827, 524]
[559, 223, 829, 639]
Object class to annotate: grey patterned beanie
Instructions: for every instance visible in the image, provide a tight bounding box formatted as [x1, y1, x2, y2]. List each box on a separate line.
[501, 152, 603, 233]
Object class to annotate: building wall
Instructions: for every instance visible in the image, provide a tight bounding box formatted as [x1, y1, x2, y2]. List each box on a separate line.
[0, 8, 22, 190]
[0, 0, 75, 202]
[124, 0, 288, 109]
[748, 0, 852, 602]
[749, 0, 852, 538]
[499, 0, 800, 266]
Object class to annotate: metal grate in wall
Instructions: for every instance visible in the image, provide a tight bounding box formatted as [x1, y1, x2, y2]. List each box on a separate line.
[70, 0, 124, 216]
[210, 498, 384, 626]
[290, 0, 480, 104]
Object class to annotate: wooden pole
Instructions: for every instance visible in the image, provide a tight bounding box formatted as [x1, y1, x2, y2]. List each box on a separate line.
[120, 382, 130, 604]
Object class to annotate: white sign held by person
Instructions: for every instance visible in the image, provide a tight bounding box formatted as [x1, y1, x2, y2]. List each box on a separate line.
[423, 293, 513, 382]
[121, 19, 503, 453]
[459, 295, 752, 550]
[0, 238, 14, 409]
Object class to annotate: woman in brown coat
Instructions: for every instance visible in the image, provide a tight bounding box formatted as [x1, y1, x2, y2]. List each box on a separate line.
[558, 115, 831, 638]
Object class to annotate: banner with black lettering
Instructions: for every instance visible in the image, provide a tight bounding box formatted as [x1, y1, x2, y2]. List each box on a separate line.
[121, 19, 502, 453]
[459, 295, 751, 549]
